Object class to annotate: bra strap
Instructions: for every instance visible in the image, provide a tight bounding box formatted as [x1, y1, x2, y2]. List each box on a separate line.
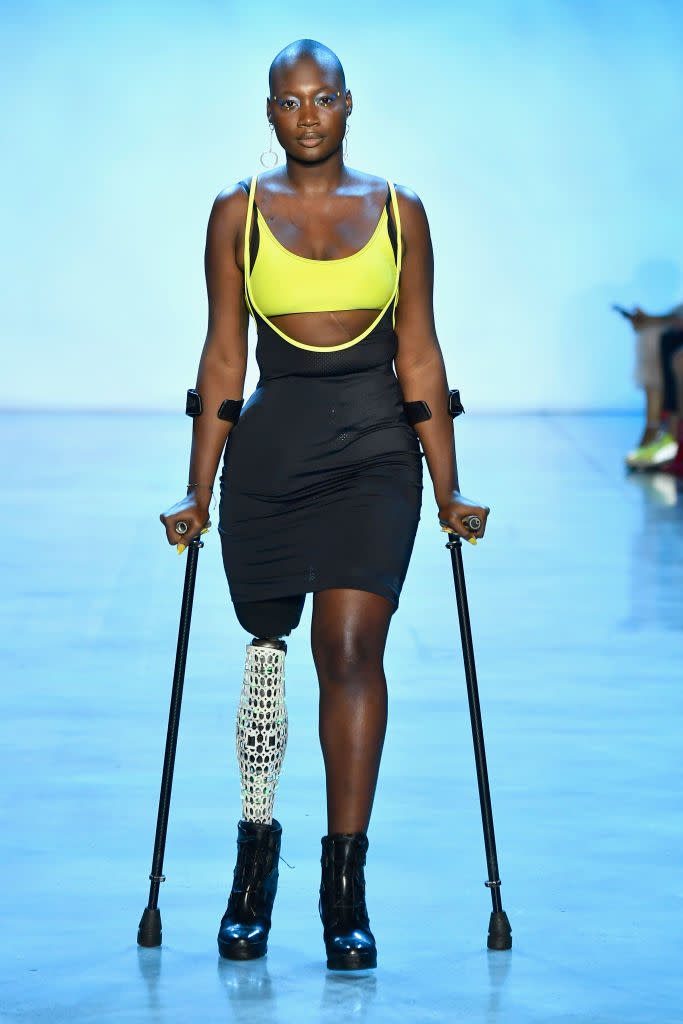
[243, 174, 259, 314]
[385, 187, 398, 261]
[387, 181, 402, 324]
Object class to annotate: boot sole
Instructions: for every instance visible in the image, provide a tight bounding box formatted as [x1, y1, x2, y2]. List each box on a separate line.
[217, 938, 267, 960]
[326, 949, 377, 971]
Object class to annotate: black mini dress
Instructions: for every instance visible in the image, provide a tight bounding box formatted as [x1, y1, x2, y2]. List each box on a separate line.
[218, 179, 422, 611]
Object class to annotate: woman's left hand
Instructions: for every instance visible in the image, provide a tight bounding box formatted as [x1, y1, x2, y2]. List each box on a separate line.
[437, 492, 490, 542]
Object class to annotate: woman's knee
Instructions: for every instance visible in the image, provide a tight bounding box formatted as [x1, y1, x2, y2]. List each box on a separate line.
[312, 619, 389, 686]
[314, 633, 379, 682]
[311, 590, 393, 685]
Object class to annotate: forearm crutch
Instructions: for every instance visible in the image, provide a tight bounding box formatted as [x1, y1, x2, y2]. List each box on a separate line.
[137, 528, 203, 947]
[445, 392, 512, 951]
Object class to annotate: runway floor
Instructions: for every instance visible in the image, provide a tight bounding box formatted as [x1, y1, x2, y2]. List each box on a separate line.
[1, 410, 682, 1024]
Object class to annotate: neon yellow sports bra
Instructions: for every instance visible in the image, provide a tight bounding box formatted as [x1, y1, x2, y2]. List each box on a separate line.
[244, 175, 402, 352]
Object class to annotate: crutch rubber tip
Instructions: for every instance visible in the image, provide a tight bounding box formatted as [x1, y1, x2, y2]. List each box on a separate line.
[487, 911, 512, 950]
[137, 907, 162, 947]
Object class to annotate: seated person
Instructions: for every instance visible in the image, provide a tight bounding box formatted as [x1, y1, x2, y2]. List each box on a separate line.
[619, 303, 683, 468]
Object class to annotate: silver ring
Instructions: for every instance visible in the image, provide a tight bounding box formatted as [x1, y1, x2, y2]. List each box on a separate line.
[175, 521, 188, 535]
[462, 514, 482, 532]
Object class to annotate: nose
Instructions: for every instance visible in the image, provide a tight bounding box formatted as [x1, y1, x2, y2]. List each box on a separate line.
[297, 99, 320, 126]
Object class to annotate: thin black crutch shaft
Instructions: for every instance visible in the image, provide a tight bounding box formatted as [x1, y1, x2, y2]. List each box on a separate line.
[447, 534, 502, 912]
[137, 534, 202, 946]
[446, 420, 510, 949]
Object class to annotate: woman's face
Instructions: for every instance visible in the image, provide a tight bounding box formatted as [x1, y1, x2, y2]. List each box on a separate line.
[267, 56, 351, 163]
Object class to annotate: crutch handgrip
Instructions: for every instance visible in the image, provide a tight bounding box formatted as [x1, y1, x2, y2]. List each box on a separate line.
[462, 514, 481, 532]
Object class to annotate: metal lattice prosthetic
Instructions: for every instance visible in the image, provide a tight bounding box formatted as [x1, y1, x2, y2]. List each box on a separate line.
[236, 641, 288, 824]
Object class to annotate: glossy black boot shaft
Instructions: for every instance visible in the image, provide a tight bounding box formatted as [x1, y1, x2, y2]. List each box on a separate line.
[217, 818, 282, 960]
[319, 832, 377, 971]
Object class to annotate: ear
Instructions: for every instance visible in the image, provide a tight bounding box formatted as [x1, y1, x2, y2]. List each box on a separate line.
[345, 89, 353, 116]
[266, 97, 273, 121]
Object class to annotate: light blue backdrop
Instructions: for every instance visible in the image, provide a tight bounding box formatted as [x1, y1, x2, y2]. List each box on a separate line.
[2, 0, 682, 411]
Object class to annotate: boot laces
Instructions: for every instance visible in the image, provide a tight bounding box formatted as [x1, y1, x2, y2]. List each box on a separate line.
[329, 862, 366, 912]
[232, 837, 272, 892]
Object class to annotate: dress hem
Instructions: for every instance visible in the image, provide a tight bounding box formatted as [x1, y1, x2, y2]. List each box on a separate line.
[226, 575, 400, 612]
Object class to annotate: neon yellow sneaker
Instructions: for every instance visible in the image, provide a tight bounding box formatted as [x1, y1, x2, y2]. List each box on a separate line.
[625, 431, 677, 469]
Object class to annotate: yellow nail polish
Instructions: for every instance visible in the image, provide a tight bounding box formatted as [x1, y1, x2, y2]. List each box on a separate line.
[201, 528, 209, 535]
[468, 537, 477, 546]
[177, 543, 186, 554]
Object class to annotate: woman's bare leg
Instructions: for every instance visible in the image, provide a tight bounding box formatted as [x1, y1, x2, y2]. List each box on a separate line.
[311, 589, 393, 835]
[641, 387, 663, 445]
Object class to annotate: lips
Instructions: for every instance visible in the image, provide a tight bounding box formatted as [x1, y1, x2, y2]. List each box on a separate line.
[297, 134, 324, 146]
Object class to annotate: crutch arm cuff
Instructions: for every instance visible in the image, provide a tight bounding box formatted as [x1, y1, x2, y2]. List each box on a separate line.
[448, 389, 465, 417]
[403, 390, 464, 428]
[217, 398, 244, 423]
[403, 400, 432, 426]
[186, 390, 244, 424]
[186, 388, 202, 416]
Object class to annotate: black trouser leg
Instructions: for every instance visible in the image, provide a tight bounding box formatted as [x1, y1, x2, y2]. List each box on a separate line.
[660, 329, 683, 415]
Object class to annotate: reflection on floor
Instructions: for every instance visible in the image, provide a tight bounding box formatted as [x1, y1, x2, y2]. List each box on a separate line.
[1, 411, 681, 1024]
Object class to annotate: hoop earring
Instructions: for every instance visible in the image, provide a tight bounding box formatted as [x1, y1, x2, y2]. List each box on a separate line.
[343, 122, 350, 161]
[260, 123, 278, 169]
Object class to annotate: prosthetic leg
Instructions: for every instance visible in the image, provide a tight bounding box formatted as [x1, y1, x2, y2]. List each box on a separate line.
[217, 638, 288, 960]
[236, 640, 288, 823]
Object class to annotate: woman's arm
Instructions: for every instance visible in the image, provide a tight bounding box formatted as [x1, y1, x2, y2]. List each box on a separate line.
[393, 187, 489, 540]
[160, 185, 249, 546]
[629, 306, 683, 329]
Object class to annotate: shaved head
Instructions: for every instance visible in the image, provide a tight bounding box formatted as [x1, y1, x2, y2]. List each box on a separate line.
[269, 39, 346, 94]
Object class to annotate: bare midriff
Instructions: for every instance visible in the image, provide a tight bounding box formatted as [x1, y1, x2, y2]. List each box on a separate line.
[269, 309, 382, 348]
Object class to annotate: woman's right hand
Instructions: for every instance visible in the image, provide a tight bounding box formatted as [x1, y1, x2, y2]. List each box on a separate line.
[159, 493, 211, 551]
[629, 306, 647, 328]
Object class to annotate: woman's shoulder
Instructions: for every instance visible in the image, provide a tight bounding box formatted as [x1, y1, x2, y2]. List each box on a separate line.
[390, 183, 429, 241]
[342, 169, 425, 216]
[206, 181, 251, 237]
[213, 180, 252, 211]
[390, 182, 424, 213]
[354, 170, 425, 210]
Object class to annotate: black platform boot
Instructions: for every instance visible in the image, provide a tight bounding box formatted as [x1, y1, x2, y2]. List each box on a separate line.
[319, 832, 377, 971]
[217, 818, 282, 960]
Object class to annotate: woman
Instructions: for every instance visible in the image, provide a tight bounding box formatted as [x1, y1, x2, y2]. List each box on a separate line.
[160, 39, 489, 971]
